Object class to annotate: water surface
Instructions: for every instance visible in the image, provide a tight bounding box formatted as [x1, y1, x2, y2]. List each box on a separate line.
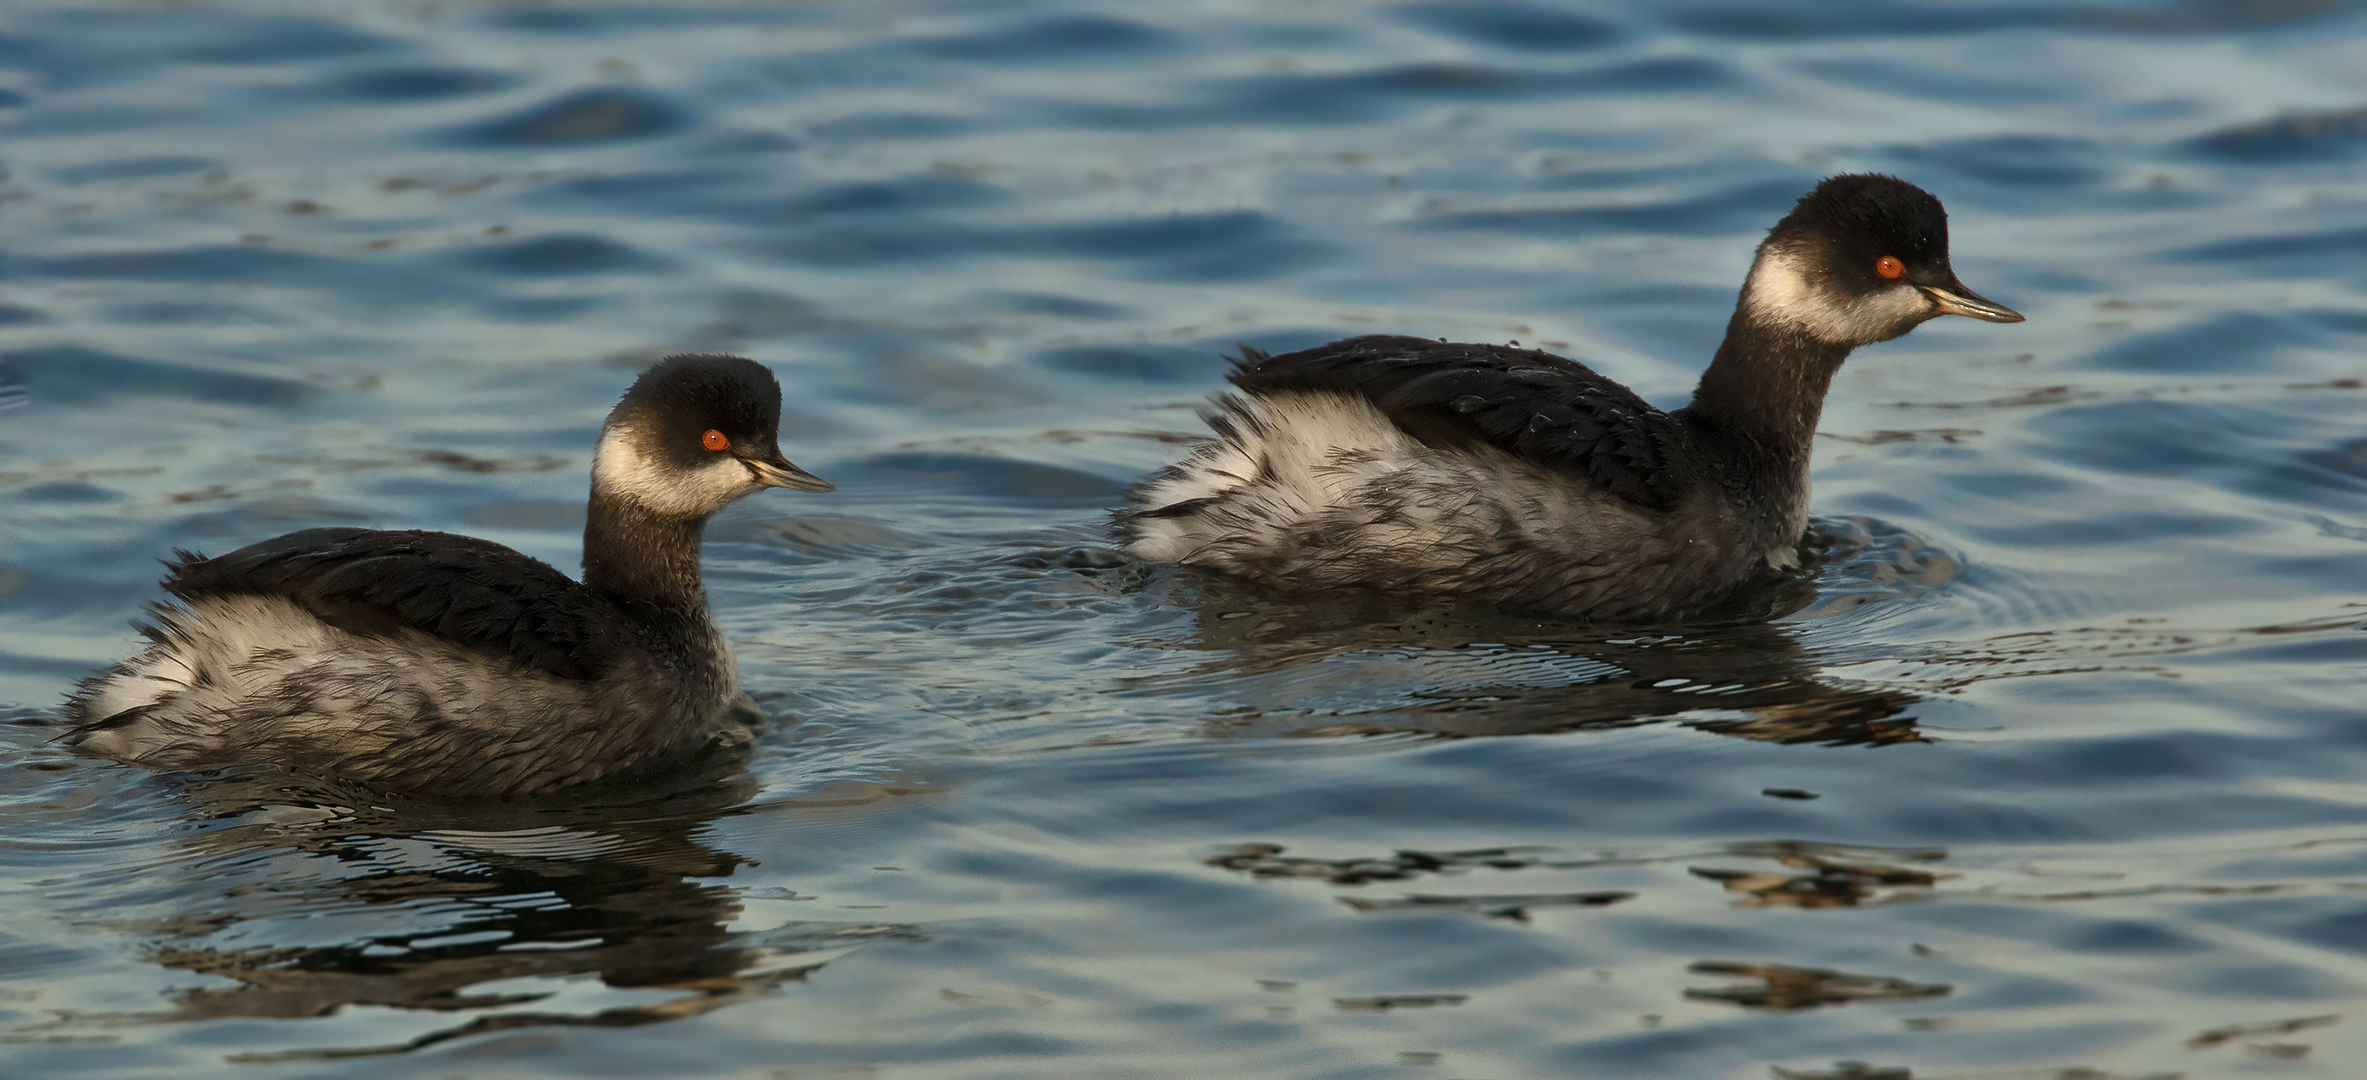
[5, 2, 2367, 1077]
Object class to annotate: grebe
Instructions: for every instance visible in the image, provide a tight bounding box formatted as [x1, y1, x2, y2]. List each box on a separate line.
[67, 354, 832, 796]
[1121, 174, 2021, 620]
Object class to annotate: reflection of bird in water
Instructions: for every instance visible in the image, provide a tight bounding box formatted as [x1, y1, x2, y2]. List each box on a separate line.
[30, 766, 921, 1062]
[1147, 519, 1935, 747]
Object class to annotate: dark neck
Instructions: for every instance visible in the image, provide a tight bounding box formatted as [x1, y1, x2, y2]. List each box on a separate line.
[583, 492, 710, 611]
[1676, 307, 1854, 467]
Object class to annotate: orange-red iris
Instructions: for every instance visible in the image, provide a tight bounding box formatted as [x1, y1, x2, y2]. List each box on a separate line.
[701, 429, 729, 452]
[1875, 255, 1905, 280]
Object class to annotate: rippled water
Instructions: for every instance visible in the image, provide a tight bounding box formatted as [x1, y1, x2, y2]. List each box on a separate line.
[5, 2, 2367, 1076]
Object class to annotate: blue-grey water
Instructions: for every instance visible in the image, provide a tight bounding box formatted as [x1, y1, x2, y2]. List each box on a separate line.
[4, 2, 2367, 1077]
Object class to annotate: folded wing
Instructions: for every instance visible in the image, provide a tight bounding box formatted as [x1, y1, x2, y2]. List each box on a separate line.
[1226, 334, 1690, 511]
[161, 527, 630, 682]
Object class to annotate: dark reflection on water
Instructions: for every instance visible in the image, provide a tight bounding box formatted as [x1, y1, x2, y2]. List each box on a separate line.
[7, 749, 924, 1064]
[1182, 611, 1925, 745]
[1689, 842, 1948, 908]
[1155, 517, 1939, 744]
[1209, 838, 1946, 912]
[1684, 961, 1950, 1010]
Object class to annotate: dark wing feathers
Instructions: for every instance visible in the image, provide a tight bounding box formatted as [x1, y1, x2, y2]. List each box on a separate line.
[1228, 335, 1689, 510]
[163, 527, 627, 682]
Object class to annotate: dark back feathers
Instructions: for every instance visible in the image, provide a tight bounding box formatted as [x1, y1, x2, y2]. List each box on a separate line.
[163, 527, 636, 682]
[1228, 335, 1691, 511]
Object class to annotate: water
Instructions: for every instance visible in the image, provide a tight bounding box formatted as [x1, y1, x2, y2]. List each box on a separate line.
[3, 1, 2366, 1076]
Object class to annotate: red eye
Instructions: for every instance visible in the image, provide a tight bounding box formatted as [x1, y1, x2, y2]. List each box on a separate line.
[701, 429, 729, 452]
[1875, 256, 1905, 280]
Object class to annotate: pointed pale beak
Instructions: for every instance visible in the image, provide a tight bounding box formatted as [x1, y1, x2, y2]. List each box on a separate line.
[1919, 279, 2024, 323]
[745, 451, 834, 493]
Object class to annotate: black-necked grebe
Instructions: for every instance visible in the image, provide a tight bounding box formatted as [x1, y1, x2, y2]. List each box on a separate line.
[1121, 174, 2022, 620]
[66, 354, 833, 797]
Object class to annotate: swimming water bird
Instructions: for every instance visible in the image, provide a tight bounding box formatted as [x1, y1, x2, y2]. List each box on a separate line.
[66, 354, 833, 797]
[1120, 174, 2021, 620]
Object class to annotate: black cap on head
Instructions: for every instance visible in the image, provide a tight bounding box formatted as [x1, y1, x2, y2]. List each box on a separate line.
[1775, 173, 1951, 283]
[613, 353, 783, 444]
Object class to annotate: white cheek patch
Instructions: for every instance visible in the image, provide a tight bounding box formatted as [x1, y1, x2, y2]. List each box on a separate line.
[1743, 244, 1932, 345]
[593, 423, 755, 517]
